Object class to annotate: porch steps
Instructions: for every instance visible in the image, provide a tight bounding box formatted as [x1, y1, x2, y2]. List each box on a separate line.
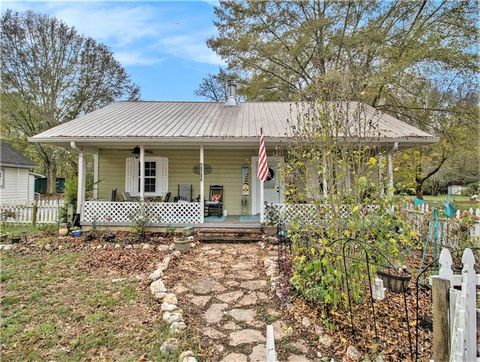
[196, 228, 263, 243]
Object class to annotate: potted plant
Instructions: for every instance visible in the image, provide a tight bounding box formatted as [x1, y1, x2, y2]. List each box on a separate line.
[262, 222, 277, 236]
[174, 227, 192, 252]
[58, 223, 69, 236]
[263, 203, 279, 236]
[377, 266, 412, 293]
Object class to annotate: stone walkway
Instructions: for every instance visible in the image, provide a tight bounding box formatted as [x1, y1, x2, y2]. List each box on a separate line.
[163, 243, 316, 361]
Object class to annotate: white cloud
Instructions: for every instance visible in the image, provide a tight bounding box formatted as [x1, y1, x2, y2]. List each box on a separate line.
[160, 33, 224, 66]
[2, 1, 223, 66]
[114, 51, 164, 66]
[48, 3, 162, 46]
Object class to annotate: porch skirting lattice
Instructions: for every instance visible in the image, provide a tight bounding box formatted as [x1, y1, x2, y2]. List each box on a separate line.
[83, 201, 201, 225]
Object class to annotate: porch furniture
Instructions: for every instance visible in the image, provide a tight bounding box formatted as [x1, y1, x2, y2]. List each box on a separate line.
[205, 185, 223, 217]
[121, 191, 139, 202]
[178, 184, 193, 202]
[111, 188, 117, 201]
[164, 192, 171, 202]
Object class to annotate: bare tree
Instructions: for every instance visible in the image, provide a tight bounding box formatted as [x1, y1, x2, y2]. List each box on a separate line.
[194, 68, 242, 102]
[1, 10, 140, 193]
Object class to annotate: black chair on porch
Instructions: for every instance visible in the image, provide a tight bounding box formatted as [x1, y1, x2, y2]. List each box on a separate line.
[205, 185, 223, 217]
[174, 184, 192, 202]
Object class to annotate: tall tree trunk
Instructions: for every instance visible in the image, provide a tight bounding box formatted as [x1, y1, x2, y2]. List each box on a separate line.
[415, 151, 447, 199]
[46, 162, 57, 194]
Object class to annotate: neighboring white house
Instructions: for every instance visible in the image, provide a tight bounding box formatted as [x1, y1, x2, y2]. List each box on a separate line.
[448, 184, 467, 196]
[0, 141, 37, 205]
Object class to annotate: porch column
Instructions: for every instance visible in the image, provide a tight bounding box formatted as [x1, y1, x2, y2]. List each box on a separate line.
[76, 148, 86, 221]
[387, 142, 398, 197]
[200, 145, 204, 223]
[378, 152, 384, 196]
[139, 145, 145, 201]
[93, 149, 99, 200]
[322, 152, 328, 199]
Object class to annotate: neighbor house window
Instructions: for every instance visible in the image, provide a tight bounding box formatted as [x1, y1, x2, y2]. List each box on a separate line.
[125, 157, 168, 196]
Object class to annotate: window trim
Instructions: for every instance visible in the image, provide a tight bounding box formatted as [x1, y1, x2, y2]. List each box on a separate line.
[126, 157, 168, 197]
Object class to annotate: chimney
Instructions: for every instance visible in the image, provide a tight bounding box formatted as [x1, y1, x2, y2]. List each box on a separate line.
[225, 80, 237, 106]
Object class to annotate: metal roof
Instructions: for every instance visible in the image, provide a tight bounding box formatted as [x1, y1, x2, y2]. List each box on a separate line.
[30, 101, 436, 146]
[0, 141, 37, 168]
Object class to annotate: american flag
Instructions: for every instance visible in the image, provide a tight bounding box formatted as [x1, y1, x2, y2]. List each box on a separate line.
[257, 128, 269, 182]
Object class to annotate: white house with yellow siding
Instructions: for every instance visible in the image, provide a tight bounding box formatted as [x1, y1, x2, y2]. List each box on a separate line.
[29, 86, 437, 228]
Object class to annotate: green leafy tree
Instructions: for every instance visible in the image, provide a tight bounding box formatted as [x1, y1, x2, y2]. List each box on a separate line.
[207, 0, 479, 194]
[1, 10, 140, 193]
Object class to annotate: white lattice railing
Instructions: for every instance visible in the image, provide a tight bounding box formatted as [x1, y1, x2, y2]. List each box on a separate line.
[83, 201, 201, 225]
[265, 203, 379, 226]
[265, 203, 318, 225]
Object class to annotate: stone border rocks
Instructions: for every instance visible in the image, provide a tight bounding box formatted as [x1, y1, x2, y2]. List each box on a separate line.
[150, 241, 198, 362]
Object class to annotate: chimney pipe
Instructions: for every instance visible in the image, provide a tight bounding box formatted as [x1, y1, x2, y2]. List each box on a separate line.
[225, 80, 237, 106]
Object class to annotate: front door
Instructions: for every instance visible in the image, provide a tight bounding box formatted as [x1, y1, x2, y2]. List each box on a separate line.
[251, 156, 284, 215]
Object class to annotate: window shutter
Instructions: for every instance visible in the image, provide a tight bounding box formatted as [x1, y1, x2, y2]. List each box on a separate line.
[125, 157, 139, 195]
[156, 157, 168, 195]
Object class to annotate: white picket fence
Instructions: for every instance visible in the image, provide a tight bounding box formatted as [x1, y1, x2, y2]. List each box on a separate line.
[404, 204, 480, 247]
[0, 200, 64, 224]
[437, 248, 479, 361]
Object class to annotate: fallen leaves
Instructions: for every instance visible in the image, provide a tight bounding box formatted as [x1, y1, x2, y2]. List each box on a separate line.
[85, 248, 164, 274]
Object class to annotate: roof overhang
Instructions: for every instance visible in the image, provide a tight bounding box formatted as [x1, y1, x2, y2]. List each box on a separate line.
[28, 135, 439, 150]
[0, 162, 37, 169]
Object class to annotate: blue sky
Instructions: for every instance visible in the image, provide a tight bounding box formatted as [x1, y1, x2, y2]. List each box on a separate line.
[1, 1, 224, 100]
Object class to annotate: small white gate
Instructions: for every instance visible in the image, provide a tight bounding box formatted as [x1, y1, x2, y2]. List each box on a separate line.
[436, 248, 479, 361]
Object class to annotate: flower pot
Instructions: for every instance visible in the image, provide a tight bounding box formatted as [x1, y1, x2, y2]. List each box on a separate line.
[10, 236, 21, 244]
[0, 233, 8, 242]
[59, 226, 69, 236]
[174, 238, 190, 253]
[263, 225, 277, 237]
[377, 270, 412, 293]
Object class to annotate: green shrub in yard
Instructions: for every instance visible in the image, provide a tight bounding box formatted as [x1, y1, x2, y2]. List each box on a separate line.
[281, 100, 417, 320]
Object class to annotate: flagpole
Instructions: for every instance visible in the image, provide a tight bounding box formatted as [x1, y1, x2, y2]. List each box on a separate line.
[260, 179, 265, 223]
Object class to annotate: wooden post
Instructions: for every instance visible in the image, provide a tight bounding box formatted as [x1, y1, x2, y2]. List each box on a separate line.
[461, 248, 476, 361]
[139, 146, 145, 201]
[200, 145, 204, 223]
[387, 142, 398, 197]
[266, 324, 276, 362]
[93, 149, 99, 200]
[431, 276, 450, 361]
[32, 200, 37, 227]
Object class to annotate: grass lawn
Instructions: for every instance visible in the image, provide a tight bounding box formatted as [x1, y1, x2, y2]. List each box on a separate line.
[0, 249, 187, 361]
[422, 195, 478, 210]
[400, 194, 478, 210]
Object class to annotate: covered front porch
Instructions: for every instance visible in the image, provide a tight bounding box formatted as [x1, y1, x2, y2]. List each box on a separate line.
[74, 140, 402, 229]
[76, 143, 284, 228]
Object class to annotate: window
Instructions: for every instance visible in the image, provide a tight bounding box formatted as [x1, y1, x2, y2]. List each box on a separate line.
[139, 161, 157, 193]
[125, 157, 168, 196]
